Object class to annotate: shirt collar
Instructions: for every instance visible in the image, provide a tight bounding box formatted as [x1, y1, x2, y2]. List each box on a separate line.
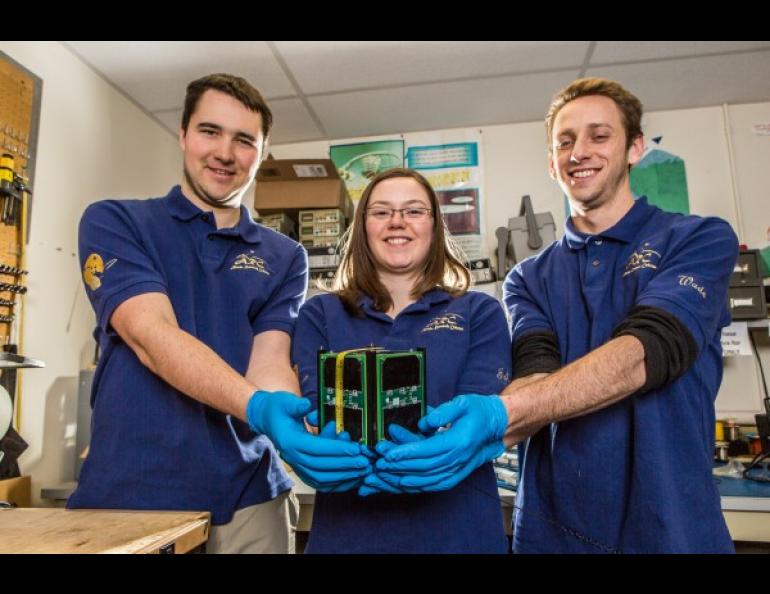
[564, 196, 653, 250]
[231, 207, 263, 244]
[164, 185, 199, 221]
[164, 185, 262, 244]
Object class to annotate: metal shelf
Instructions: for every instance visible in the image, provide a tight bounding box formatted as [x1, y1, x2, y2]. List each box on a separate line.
[0, 352, 44, 369]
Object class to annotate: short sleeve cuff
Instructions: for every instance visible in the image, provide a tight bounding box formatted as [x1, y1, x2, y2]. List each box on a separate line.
[97, 281, 168, 334]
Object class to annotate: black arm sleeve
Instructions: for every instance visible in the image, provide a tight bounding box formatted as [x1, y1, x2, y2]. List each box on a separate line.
[611, 305, 699, 393]
[512, 331, 562, 379]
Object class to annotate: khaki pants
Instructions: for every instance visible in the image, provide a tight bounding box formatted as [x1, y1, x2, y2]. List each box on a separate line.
[206, 490, 299, 554]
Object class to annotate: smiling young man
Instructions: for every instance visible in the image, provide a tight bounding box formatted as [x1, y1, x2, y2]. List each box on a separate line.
[498, 78, 739, 553]
[68, 74, 371, 553]
[372, 78, 739, 553]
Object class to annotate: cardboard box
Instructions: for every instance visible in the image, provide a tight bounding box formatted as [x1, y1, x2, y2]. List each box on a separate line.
[253, 159, 353, 222]
[0, 475, 31, 507]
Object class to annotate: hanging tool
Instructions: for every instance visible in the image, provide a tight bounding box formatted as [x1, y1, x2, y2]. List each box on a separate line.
[0, 284, 26, 295]
[0, 266, 26, 276]
[0, 153, 14, 225]
[9, 174, 31, 226]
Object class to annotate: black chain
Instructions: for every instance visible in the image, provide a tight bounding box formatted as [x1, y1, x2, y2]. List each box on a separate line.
[508, 499, 622, 554]
[469, 479, 623, 554]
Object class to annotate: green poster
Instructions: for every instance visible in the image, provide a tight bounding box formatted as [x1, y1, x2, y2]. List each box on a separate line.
[760, 246, 770, 278]
[630, 149, 690, 214]
[329, 140, 404, 204]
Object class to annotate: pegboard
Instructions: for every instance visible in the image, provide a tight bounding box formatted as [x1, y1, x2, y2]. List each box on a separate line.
[0, 51, 41, 347]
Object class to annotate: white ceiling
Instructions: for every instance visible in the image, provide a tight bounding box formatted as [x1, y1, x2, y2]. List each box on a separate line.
[62, 41, 770, 146]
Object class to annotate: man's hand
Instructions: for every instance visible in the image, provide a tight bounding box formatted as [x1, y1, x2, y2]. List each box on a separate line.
[246, 390, 373, 492]
[361, 394, 508, 494]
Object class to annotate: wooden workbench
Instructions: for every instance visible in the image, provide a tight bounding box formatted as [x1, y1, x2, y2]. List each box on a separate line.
[0, 508, 210, 553]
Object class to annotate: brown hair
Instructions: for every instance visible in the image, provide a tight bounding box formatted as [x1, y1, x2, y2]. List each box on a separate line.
[181, 73, 273, 143]
[545, 77, 643, 152]
[326, 168, 470, 315]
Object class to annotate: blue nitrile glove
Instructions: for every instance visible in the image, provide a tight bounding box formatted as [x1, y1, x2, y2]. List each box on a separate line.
[307, 409, 378, 462]
[313, 420, 370, 492]
[246, 391, 373, 492]
[372, 405, 437, 459]
[358, 423, 423, 497]
[368, 394, 508, 493]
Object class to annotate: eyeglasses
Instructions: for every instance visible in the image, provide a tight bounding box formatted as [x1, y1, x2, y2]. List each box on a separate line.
[365, 207, 433, 221]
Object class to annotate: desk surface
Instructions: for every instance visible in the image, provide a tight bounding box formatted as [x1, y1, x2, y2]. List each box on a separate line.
[38, 473, 770, 544]
[290, 472, 770, 503]
[289, 471, 770, 542]
[716, 475, 770, 512]
[0, 508, 210, 554]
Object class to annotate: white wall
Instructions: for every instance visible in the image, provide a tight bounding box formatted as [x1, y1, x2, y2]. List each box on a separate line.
[724, 102, 770, 421]
[0, 41, 181, 504]
[271, 105, 748, 242]
[727, 102, 770, 246]
[271, 102, 770, 422]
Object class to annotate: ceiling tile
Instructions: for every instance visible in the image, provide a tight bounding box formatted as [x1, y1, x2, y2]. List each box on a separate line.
[592, 41, 770, 64]
[64, 41, 296, 110]
[152, 109, 183, 136]
[267, 97, 326, 144]
[151, 99, 324, 146]
[274, 41, 589, 94]
[308, 69, 580, 140]
[586, 51, 770, 111]
[58, 41, 770, 149]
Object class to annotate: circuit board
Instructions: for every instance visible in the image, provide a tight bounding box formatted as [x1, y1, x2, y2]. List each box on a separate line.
[318, 348, 426, 448]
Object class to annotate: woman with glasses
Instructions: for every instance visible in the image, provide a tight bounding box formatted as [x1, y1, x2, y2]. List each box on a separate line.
[291, 168, 511, 553]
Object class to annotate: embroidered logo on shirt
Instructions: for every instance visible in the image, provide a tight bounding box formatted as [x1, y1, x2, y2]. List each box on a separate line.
[421, 313, 465, 332]
[231, 251, 269, 275]
[623, 243, 661, 277]
[678, 275, 707, 299]
[496, 368, 510, 383]
[82, 253, 117, 291]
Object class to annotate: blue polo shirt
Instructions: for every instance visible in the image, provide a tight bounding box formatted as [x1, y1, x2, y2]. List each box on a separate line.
[292, 289, 511, 553]
[67, 185, 308, 525]
[503, 197, 737, 553]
